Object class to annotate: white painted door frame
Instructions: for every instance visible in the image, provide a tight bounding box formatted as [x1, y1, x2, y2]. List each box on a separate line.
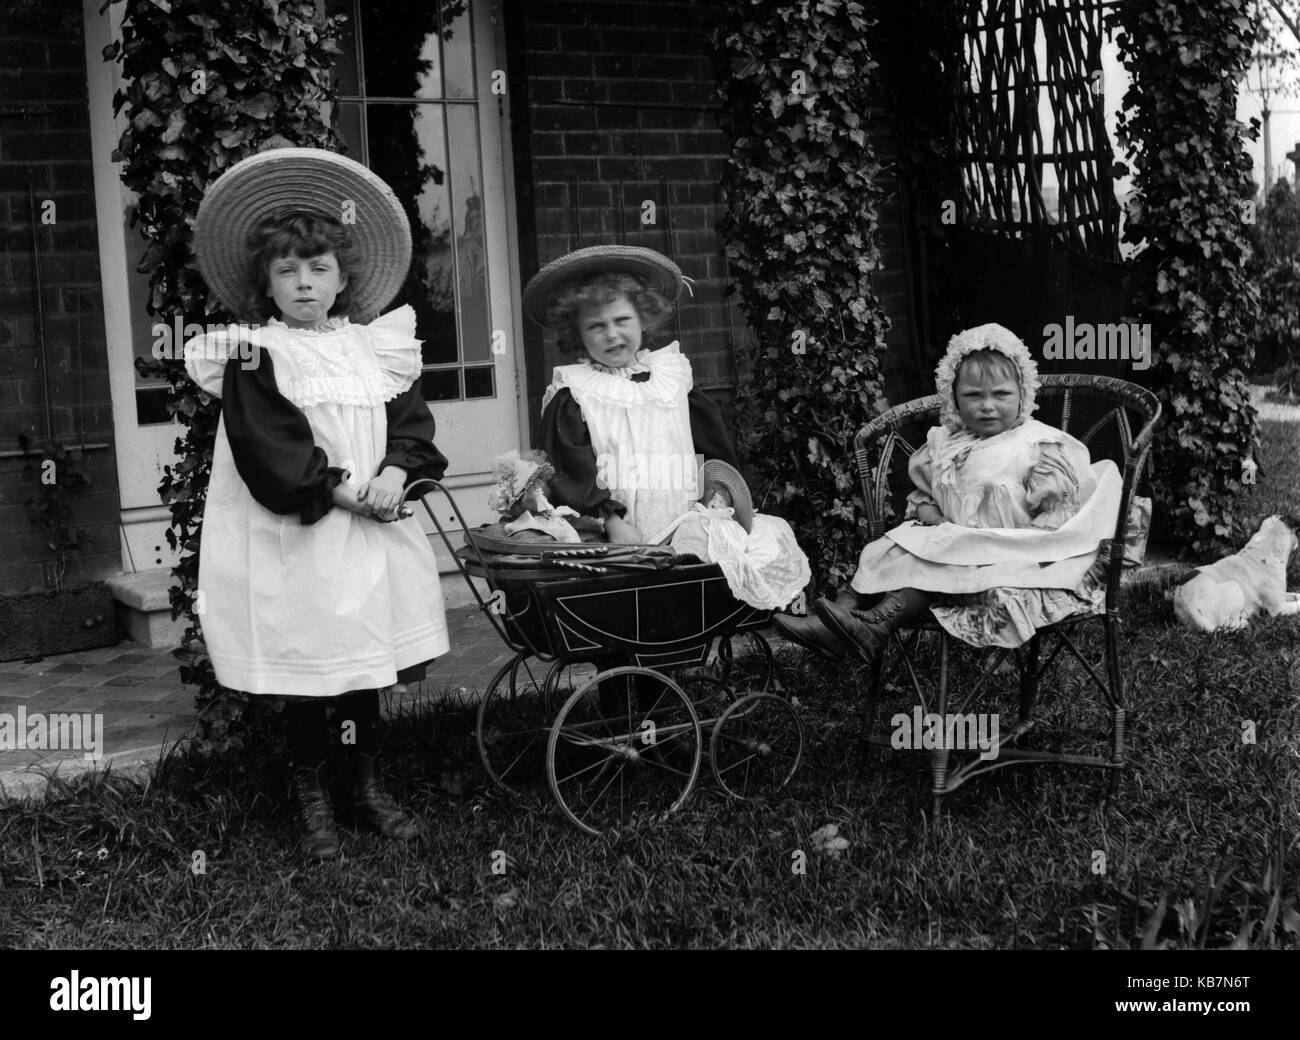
[82, 0, 529, 575]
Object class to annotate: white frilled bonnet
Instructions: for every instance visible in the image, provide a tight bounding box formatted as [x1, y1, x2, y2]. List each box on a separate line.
[934, 323, 1041, 432]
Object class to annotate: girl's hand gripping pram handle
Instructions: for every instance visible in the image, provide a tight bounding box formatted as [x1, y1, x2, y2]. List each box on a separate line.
[400, 478, 554, 661]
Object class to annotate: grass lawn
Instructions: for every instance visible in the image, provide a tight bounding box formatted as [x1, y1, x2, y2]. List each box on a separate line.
[1, 424, 1298, 950]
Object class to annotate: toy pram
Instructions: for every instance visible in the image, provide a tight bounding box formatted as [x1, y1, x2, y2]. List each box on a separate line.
[407, 479, 805, 835]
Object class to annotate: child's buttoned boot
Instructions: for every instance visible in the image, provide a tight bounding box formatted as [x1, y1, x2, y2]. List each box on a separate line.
[350, 752, 421, 841]
[815, 588, 938, 670]
[285, 700, 341, 861]
[772, 588, 872, 660]
[339, 691, 421, 842]
[292, 762, 341, 860]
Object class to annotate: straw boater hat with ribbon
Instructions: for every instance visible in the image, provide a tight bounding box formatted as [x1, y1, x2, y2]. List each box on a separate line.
[193, 145, 412, 321]
[699, 459, 754, 534]
[522, 245, 685, 327]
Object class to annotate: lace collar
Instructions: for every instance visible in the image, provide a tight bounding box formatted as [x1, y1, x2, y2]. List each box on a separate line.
[577, 349, 653, 378]
[267, 315, 350, 335]
[541, 342, 691, 413]
[933, 418, 1065, 479]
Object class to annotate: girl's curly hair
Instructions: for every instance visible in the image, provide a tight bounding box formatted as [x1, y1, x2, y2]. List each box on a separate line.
[239, 211, 362, 323]
[546, 273, 673, 354]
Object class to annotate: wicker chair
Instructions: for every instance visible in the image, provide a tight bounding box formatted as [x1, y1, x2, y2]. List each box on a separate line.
[850, 373, 1160, 815]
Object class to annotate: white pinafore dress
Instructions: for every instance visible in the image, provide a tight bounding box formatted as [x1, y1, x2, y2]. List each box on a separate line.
[186, 306, 449, 696]
[543, 343, 700, 540]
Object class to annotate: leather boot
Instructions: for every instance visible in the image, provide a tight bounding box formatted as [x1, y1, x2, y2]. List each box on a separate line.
[770, 588, 866, 660]
[350, 753, 421, 841]
[292, 763, 341, 861]
[815, 587, 938, 669]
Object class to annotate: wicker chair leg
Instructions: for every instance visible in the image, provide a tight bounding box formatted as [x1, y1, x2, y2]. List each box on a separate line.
[856, 653, 886, 768]
[1108, 707, 1126, 798]
[1105, 615, 1126, 800]
[930, 746, 951, 819]
[928, 636, 952, 817]
[1018, 634, 1041, 723]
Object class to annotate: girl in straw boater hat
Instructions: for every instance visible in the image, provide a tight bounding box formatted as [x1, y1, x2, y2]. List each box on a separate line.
[526, 246, 742, 544]
[184, 146, 449, 860]
[773, 324, 1124, 666]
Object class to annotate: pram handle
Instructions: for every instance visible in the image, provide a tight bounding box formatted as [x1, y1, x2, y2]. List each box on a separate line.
[403, 477, 555, 661]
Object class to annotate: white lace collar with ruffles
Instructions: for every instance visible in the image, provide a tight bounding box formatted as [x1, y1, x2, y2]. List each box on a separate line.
[184, 305, 420, 405]
[542, 341, 692, 413]
[578, 350, 654, 378]
[266, 314, 351, 335]
[930, 417, 1068, 482]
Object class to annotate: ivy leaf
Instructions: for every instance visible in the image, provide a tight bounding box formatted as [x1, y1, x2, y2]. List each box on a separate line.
[160, 109, 186, 144]
[243, 92, 277, 120]
[132, 108, 164, 131]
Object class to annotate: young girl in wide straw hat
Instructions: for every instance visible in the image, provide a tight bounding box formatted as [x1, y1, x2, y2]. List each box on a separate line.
[185, 145, 448, 860]
[524, 246, 741, 543]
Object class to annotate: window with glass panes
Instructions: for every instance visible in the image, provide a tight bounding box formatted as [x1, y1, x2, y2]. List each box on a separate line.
[330, 0, 494, 402]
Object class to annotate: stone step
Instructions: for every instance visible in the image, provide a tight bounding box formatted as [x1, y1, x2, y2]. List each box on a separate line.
[103, 570, 185, 649]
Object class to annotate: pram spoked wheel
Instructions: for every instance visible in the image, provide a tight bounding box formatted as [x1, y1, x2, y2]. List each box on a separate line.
[477, 654, 591, 795]
[716, 630, 776, 694]
[709, 693, 803, 801]
[476, 653, 550, 795]
[546, 666, 701, 836]
[671, 630, 775, 707]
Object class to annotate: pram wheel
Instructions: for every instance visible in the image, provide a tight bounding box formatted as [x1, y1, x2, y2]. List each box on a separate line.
[709, 693, 803, 801]
[670, 630, 774, 706]
[716, 631, 776, 695]
[546, 666, 701, 836]
[477, 654, 563, 795]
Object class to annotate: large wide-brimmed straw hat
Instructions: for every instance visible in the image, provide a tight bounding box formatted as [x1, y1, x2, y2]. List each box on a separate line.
[699, 460, 754, 534]
[193, 146, 411, 320]
[522, 245, 683, 327]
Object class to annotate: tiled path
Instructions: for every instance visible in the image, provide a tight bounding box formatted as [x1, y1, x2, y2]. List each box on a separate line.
[0, 605, 515, 801]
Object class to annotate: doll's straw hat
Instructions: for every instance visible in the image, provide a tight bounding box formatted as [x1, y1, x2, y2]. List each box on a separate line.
[522, 245, 684, 327]
[193, 145, 411, 320]
[699, 460, 754, 534]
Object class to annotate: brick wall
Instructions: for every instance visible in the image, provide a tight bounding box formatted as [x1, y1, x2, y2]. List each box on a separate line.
[0, 5, 121, 593]
[507, 0, 917, 443]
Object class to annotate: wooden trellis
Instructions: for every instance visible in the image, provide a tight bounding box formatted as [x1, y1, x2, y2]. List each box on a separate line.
[956, 0, 1124, 260]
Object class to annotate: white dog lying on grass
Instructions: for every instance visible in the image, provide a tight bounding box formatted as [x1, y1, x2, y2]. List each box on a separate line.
[1172, 514, 1300, 631]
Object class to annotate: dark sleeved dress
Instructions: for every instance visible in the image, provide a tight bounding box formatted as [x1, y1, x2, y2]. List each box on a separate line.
[222, 354, 450, 521]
